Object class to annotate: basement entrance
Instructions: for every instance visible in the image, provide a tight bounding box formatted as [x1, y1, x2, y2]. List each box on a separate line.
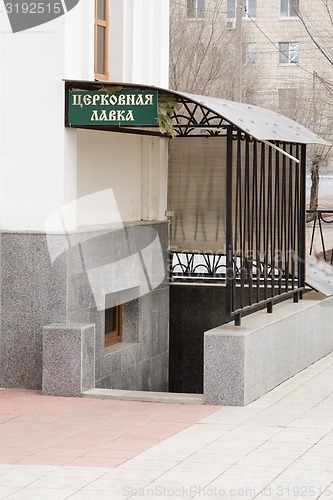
[64, 80, 328, 397]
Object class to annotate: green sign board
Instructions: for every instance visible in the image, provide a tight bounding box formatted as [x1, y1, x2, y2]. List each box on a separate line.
[67, 89, 158, 126]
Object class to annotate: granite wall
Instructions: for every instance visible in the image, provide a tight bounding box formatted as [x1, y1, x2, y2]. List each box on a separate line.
[0, 232, 67, 389]
[0, 222, 169, 392]
[204, 292, 333, 405]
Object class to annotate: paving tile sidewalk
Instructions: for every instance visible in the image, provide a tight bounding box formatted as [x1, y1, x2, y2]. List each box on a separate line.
[0, 390, 217, 468]
[1, 352, 333, 499]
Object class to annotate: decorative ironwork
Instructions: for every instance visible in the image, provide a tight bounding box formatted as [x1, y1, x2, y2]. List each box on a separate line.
[226, 132, 306, 323]
[170, 251, 288, 280]
[171, 99, 228, 137]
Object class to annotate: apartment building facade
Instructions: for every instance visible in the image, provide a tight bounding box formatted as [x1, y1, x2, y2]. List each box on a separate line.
[171, 0, 333, 170]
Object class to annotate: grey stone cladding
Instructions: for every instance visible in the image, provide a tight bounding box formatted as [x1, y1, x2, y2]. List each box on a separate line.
[0, 222, 169, 393]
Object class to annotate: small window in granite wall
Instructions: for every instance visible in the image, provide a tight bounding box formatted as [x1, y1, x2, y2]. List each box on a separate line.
[105, 305, 122, 347]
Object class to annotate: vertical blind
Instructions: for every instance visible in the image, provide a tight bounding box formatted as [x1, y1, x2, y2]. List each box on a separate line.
[168, 136, 227, 254]
[168, 135, 301, 279]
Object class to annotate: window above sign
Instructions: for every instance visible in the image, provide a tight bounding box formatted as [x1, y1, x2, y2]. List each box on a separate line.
[280, 0, 299, 17]
[95, 0, 109, 80]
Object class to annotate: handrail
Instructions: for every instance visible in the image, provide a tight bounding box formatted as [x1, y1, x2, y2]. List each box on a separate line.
[307, 209, 333, 264]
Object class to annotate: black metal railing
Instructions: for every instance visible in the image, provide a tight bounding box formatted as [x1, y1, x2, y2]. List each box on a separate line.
[226, 132, 306, 324]
[170, 251, 286, 281]
[307, 209, 333, 264]
[170, 133, 306, 325]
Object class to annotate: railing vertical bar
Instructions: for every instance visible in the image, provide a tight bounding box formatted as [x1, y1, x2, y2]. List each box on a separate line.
[282, 144, 287, 292]
[245, 137, 251, 306]
[267, 144, 273, 299]
[298, 144, 306, 289]
[259, 143, 266, 299]
[234, 133, 242, 310]
[276, 147, 282, 295]
[272, 146, 279, 297]
[236, 134, 243, 310]
[226, 127, 234, 318]
[289, 144, 295, 290]
[241, 135, 247, 309]
[253, 142, 260, 304]
[294, 144, 300, 288]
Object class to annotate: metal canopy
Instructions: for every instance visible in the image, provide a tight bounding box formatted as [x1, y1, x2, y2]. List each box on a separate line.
[182, 92, 330, 145]
[65, 80, 330, 145]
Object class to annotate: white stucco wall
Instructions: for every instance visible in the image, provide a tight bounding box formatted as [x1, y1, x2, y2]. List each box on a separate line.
[0, 13, 69, 231]
[0, 1, 170, 231]
[77, 130, 168, 224]
[0, 4, 89, 231]
[109, 0, 169, 87]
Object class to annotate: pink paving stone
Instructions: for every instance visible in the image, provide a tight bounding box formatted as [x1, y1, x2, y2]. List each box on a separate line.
[82, 449, 138, 459]
[14, 456, 75, 466]
[0, 388, 220, 468]
[0, 456, 26, 464]
[100, 441, 148, 451]
[67, 457, 128, 468]
[27, 448, 88, 458]
[0, 448, 41, 456]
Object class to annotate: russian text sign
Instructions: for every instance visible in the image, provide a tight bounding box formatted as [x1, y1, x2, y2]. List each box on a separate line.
[67, 90, 158, 126]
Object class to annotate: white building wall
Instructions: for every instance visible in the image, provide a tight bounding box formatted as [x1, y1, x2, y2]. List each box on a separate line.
[0, 1, 170, 231]
[0, 14, 69, 231]
[64, 1, 95, 81]
[77, 131, 168, 224]
[109, 0, 169, 87]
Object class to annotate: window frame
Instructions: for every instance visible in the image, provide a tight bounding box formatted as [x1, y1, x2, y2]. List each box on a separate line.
[279, 42, 299, 64]
[104, 304, 122, 348]
[94, 0, 109, 81]
[243, 0, 256, 17]
[244, 42, 256, 64]
[187, 0, 205, 20]
[227, 0, 256, 19]
[280, 0, 299, 18]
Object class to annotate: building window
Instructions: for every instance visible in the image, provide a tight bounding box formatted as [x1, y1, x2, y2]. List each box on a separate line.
[279, 42, 299, 64]
[95, 0, 109, 80]
[227, 0, 256, 18]
[280, 0, 299, 17]
[187, 0, 205, 19]
[244, 42, 256, 64]
[105, 305, 122, 348]
[278, 88, 297, 113]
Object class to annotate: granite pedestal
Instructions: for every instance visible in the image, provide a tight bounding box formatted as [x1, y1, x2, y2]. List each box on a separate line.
[42, 323, 95, 397]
